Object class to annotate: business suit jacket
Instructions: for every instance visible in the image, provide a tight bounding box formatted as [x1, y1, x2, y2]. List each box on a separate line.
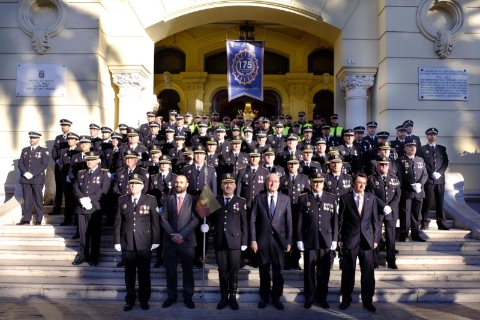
[367, 173, 401, 221]
[279, 173, 311, 205]
[338, 190, 379, 250]
[183, 163, 217, 197]
[297, 192, 338, 249]
[160, 193, 199, 248]
[416, 144, 448, 185]
[73, 168, 111, 214]
[210, 195, 248, 250]
[236, 166, 269, 208]
[114, 194, 160, 251]
[397, 156, 428, 199]
[18, 146, 49, 185]
[250, 192, 292, 251]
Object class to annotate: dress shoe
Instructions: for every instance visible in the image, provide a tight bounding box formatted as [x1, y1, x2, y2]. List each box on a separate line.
[72, 259, 84, 265]
[339, 302, 350, 310]
[438, 223, 449, 230]
[374, 262, 379, 269]
[258, 299, 268, 309]
[153, 261, 164, 268]
[88, 260, 98, 266]
[140, 302, 149, 310]
[272, 300, 284, 310]
[184, 299, 195, 309]
[420, 225, 429, 230]
[388, 263, 399, 269]
[35, 222, 42, 225]
[319, 301, 330, 309]
[71, 232, 80, 239]
[395, 249, 400, 254]
[17, 220, 30, 225]
[217, 295, 228, 310]
[412, 236, 426, 242]
[117, 259, 124, 267]
[194, 261, 203, 269]
[304, 300, 313, 309]
[229, 295, 239, 310]
[48, 211, 62, 216]
[363, 303, 376, 312]
[123, 303, 134, 311]
[60, 220, 72, 226]
[239, 261, 246, 268]
[162, 298, 177, 308]
[399, 236, 406, 242]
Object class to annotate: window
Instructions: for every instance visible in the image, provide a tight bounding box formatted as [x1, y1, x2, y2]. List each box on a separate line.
[308, 50, 334, 75]
[154, 49, 186, 74]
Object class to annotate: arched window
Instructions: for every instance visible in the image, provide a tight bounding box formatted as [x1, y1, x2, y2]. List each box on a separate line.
[308, 49, 334, 75]
[312, 90, 334, 121]
[205, 51, 289, 74]
[157, 89, 180, 119]
[154, 48, 186, 74]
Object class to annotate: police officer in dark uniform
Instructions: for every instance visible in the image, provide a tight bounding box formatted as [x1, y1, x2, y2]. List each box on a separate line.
[113, 150, 149, 196]
[205, 137, 220, 168]
[51, 119, 72, 215]
[143, 121, 163, 151]
[117, 128, 149, 168]
[173, 114, 192, 146]
[267, 123, 287, 154]
[353, 126, 371, 155]
[168, 135, 186, 170]
[18, 131, 50, 225]
[174, 147, 194, 175]
[236, 149, 269, 208]
[114, 175, 160, 311]
[142, 145, 162, 176]
[403, 120, 422, 148]
[366, 131, 390, 163]
[367, 142, 400, 176]
[209, 173, 248, 310]
[417, 127, 449, 230]
[299, 145, 322, 175]
[390, 125, 408, 158]
[276, 134, 302, 170]
[89, 123, 102, 145]
[337, 129, 364, 174]
[218, 136, 249, 178]
[297, 172, 338, 309]
[191, 123, 210, 148]
[262, 147, 285, 177]
[312, 138, 328, 166]
[138, 111, 157, 143]
[367, 156, 401, 269]
[94, 126, 113, 153]
[118, 123, 129, 144]
[363, 121, 379, 149]
[72, 151, 111, 266]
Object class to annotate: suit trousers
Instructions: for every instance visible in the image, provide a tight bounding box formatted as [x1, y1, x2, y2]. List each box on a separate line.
[53, 163, 63, 212]
[123, 248, 152, 304]
[258, 239, 285, 301]
[78, 210, 102, 260]
[341, 243, 375, 305]
[21, 183, 44, 222]
[374, 219, 397, 265]
[421, 183, 446, 226]
[215, 249, 241, 292]
[164, 245, 195, 300]
[400, 197, 422, 237]
[304, 248, 331, 303]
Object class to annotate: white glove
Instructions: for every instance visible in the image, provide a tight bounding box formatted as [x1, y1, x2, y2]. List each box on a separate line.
[200, 224, 209, 233]
[432, 172, 441, 179]
[151, 244, 159, 250]
[383, 205, 392, 215]
[330, 241, 337, 251]
[114, 244, 121, 251]
[55, 159, 60, 165]
[296, 241, 305, 252]
[241, 245, 247, 251]
[84, 202, 93, 210]
[66, 176, 71, 183]
[24, 172, 33, 179]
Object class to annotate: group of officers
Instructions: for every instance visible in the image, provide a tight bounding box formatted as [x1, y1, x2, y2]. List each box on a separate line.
[17, 110, 449, 312]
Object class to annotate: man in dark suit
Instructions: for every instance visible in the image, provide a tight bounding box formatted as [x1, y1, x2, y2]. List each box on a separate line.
[160, 175, 199, 309]
[250, 173, 292, 310]
[297, 173, 338, 309]
[72, 151, 111, 266]
[17, 131, 50, 225]
[209, 173, 248, 310]
[114, 175, 160, 311]
[50, 119, 72, 215]
[397, 139, 428, 242]
[367, 157, 401, 269]
[338, 172, 378, 312]
[417, 127, 449, 230]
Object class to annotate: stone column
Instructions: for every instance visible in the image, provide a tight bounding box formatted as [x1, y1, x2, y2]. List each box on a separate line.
[338, 74, 375, 129]
[110, 66, 150, 126]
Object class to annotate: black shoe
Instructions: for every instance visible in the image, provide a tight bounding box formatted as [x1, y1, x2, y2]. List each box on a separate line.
[304, 300, 313, 309]
[438, 223, 449, 230]
[239, 260, 246, 268]
[412, 236, 426, 242]
[291, 264, 301, 270]
[395, 249, 400, 254]
[319, 301, 330, 309]
[162, 298, 177, 308]
[258, 299, 268, 309]
[72, 259, 84, 265]
[420, 225, 429, 230]
[272, 300, 284, 310]
[230, 297, 239, 310]
[123, 303, 134, 311]
[388, 263, 399, 269]
[17, 220, 30, 225]
[184, 299, 195, 309]
[88, 260, 98, 266]
[363, 303, 376, 312]
[339, 302, 350, 310]
[60, 220, 72, 226]
[35, 222, 42, 225]
[153, 261, 164, 268]
[117, 259, 124, 267]
[48, 211, 62, 216]
[399, 236, 406, 242]
[71, 232, 80, 239]
[140, 302, 149, 310]
[374, 262, 379, 269]
[194, 261, 203, 269]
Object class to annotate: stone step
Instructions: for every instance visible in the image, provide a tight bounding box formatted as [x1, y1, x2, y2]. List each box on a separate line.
[0, 235, 66, 247]
[419, 229, 471, 239]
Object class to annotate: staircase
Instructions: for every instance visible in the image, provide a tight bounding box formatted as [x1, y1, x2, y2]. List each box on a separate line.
[0, 206, 480, 304]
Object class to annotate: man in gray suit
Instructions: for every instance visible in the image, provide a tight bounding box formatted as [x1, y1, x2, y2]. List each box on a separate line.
[160, 175, 199, 309]
[250, 173, 292, 310]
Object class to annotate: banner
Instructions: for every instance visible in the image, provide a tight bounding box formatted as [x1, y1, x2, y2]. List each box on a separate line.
[227, 40, 264, 101]
[196, 184, 221, 219]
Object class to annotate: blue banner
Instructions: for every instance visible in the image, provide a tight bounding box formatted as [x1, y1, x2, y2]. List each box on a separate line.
[227, 40, 264, 101]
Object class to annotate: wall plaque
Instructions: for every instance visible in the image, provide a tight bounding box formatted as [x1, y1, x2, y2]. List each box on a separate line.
[419, 67, 467, 101]
[16, 64, 66, 97]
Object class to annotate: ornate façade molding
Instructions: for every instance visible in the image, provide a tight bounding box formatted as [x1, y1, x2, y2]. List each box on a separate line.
[109, 65, 150, 94]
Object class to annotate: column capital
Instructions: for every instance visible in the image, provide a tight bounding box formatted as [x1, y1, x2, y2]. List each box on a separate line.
[109, 65, 150, 94]
[337, 67, 377, 94]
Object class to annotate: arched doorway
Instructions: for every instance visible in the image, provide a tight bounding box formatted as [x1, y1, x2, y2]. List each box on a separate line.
[157, 89, 180, 119]
[212, 89, 281, 120]
[313, 90, 334, 120]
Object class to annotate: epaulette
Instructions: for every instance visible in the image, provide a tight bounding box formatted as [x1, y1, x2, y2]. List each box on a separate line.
[101, 168, 109, 171]
[140, 167, 148, 171]
[119, 194, 129, 199]
[312, 161, 320, 164]
[207, 164, 215, 168]
[78, 169, 86, 172]
[237, 166, 247, 171]
[325, 191, 336, 197]
[299, 193, 308, 198]
[388, 173, 399, 178]
[146, 194, 156, 198]
[237, 196, 247, 201]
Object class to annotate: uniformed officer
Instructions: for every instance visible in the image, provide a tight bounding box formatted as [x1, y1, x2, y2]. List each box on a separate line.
[161, 128, 176, 155]
[312, 138, 328, 166]
[267, 123, 287, 154]
[254, 131, 269, 154]
[397, 138, 428, 242]
[94, 126, 113, 153]
[205, 137, 220, 168]
[297, 172, 338, 309]
[353, 126, 371, 155]
[218, 136, 248, 178]
[215, 127, 232, 154]
[367, 157, 401, 269]
[118, 123, 129, 144]
[298, 127, 314, 150]
[116, 128, 149, 168]
[322, 125, 340, 148]
[337, 129, 364, 174]
[390, 125, 408, 158]
[72, 151, 111, 266]
[143, 121, 163, 151]
[114, 175, 160, 311]
[191, 123, 209, 148]
[299, 145, 322, 175]
[173, 114, 192, 145]
[363, 121, 379, 149]
[276, 134, 302, 169]
[113, 150, 149, 197]
[17, 131, 50, 225]
[367, 142, 400, 177]
[262, 147, 285, 177]
[366, 131, 390, 163]
[168, 135, 186, 170]
[208, 173, 248, 310]
[417, 127, 449, 230]
[143, 145, 163, 176]
[241, 127, 256, 153]
[89, 123, 102, 145]
[403, 120, 422, 148]
[236, 149, 269, 208]
[138, 111, 157, 143]
[51, 119, 72, 215]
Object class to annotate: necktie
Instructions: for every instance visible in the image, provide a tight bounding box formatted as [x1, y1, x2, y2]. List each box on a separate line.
[335, 175, 339, 181]
[316, 194, 321, 207]
[252, 168, 256, 176]
[291, 175, 295, 184]
[89, 169, 93, 174]
[267, 166, 272, 173]
[383, 176, 386, 184]
[177, 196, 183, 214]
[133, 197, 138, 209]
[31, 147, 34, 151]
[269, 195, 275, 218]
[225, 197, 230, 206]
[235, 154, 238, 161]
[432, 145, 436, 152]
[357, 194, 363, 215]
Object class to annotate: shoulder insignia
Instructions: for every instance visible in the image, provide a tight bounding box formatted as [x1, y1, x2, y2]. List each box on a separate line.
[78, 169, 86, 172]
[101, 168, 109, 171]
[237, 196, 247, 201]
[146, 194, 156, 198]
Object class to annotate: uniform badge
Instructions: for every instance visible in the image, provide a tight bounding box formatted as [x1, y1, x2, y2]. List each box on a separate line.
[376, 181, 379, 185]
[245, 174, 248, 179]
[123, 204, 127, 209]
[80, 175, 84, 179]
[24, 152, 27, 155]
[121, 175, 124, 179]
[328, 181, 332, 185]
[75, 159, 78, 162]
[426, 150, 429, 154]
[154, 181, 158, 185]
[307, 202, 311, 207]
[285, 181, 289, 186]
[227, 158, 231, 162]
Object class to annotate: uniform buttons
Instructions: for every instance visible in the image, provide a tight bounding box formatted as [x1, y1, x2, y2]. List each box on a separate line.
[134, 229, 136, 232]
[224, 228, 226, 231]
[134, 218, 135, 220]
[134, 223, 136, 226]
[224, 222, 227, 225]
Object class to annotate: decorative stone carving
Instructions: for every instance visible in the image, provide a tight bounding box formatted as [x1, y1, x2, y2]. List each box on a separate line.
[163, 71, 172, 89]
[322, 73, 330, 89]
[112, 73, 146, 93]
[17, 0, 69, 55]
[339, 75, 374, 97]
[417, 0, 467, 59]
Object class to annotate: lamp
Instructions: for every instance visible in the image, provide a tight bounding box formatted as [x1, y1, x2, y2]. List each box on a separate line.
[239, 21, 255, 40]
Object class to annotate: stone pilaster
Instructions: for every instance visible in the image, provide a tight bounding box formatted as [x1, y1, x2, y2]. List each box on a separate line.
[286, 73, 313, 118]
[180, 72, 208, 114]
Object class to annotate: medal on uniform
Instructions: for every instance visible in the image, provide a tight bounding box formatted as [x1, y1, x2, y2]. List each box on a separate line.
[188, 170, 191, 174]
[376, 181, 379, 185]
[24, 152, 27, 155]
[328, 181, 331, 185]
[245, 174, 248, 179]
[123, 204, 127, 209]
[285, 181, 289, 186]
[307, 202, 311, 207]
[80, 175, 84, 179]
[121, 175, 124, 179]
[154, 181, 158, 185]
